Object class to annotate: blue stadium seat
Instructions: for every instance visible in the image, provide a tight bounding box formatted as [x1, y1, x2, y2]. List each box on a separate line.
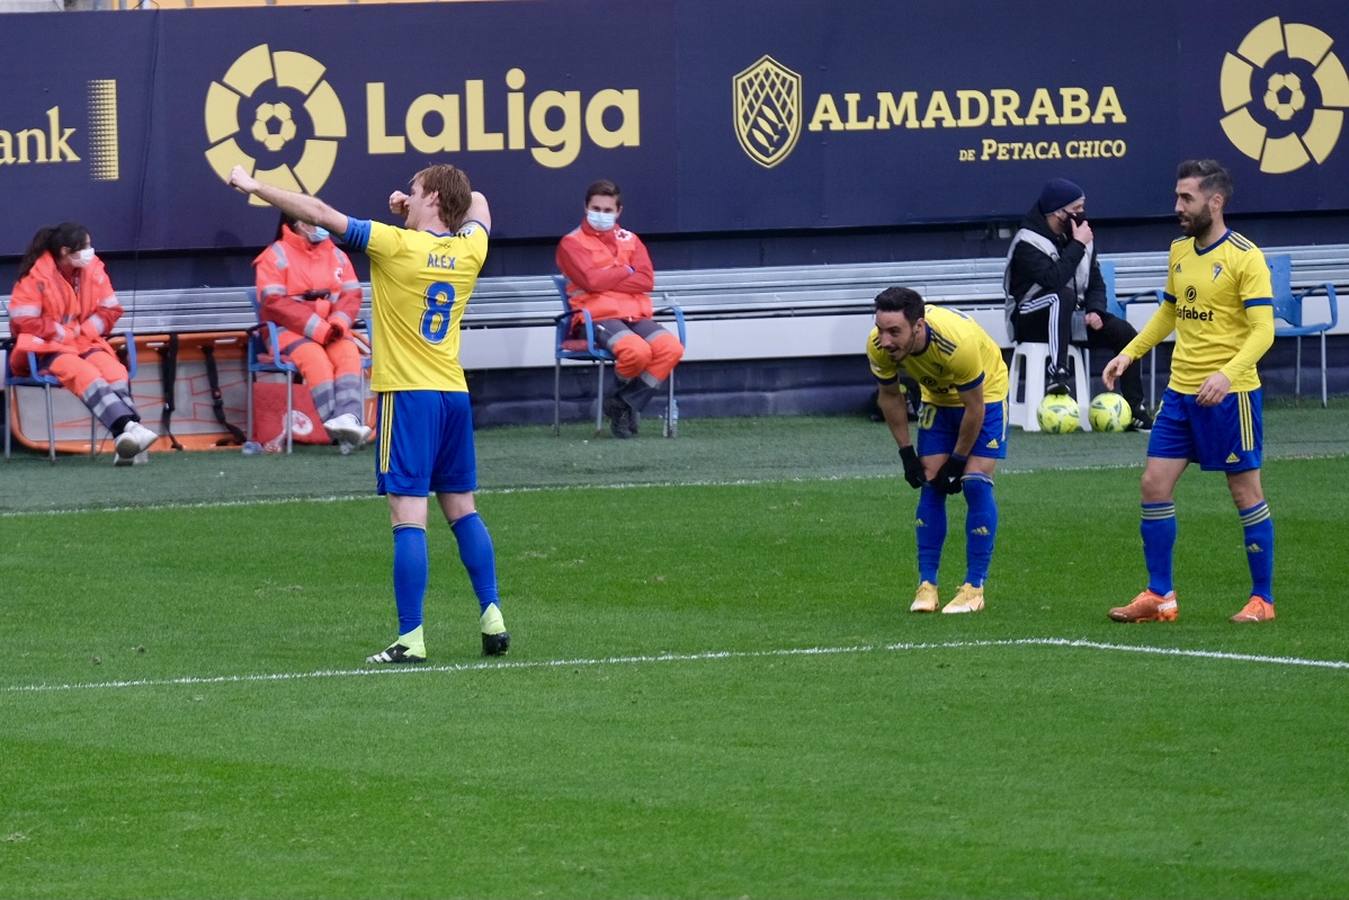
[244, 287, 301, 454]
[551, 274, 616, 436]
[4, 330, 138, 463]
[1267, 253, 1339, 407]
[551, 274, 688, 437]
[243, 287, 373, 453]
[1098, 258, 1167, 407]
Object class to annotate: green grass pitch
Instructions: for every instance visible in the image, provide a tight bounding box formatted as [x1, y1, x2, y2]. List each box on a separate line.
[2, 403, 1347, 899]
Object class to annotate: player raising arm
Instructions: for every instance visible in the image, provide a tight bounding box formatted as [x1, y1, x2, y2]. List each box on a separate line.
[1102, 159, 1276, 624]
[227, 163, 509, 660]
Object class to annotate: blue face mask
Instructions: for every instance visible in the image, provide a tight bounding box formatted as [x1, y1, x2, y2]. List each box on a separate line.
[586, 210, 617, 232]
[307, 226, 330, 244]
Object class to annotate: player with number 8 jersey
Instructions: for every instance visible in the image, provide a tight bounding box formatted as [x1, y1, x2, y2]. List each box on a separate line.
[225, 162, 510, 663]
[351, 216, 487, 393]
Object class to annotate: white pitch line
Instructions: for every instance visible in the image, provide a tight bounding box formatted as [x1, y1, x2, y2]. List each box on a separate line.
[3, 637, 1345, 695]
[5, 452, 1344, 518]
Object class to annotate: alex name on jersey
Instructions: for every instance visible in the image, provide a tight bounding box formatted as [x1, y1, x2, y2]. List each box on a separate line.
[343, 218, 489, 393]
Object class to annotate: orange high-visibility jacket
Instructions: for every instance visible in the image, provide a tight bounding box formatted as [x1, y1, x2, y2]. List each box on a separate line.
[7, 251, 122, 365]
[556, 220, 655, 323]
[253, 226, 363, 345]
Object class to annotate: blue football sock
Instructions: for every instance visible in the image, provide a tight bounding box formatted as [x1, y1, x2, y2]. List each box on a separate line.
[1140, 502, 1177, 596]
[451, 512, 500, 613]
[962, 474, 998, 588]
[392, 523, 428, 635]
[915, 484, 947, 584]
[1239, 501, 1274, 603]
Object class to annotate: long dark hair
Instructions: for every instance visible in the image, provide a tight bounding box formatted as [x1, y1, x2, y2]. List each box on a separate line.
[18, 222, 89, 279]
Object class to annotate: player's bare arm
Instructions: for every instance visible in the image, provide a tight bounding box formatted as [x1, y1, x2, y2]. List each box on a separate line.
[228, 165, 349, 237]
[953, 383, 986, 458]
[1102, 353, 1132, 390]
[464, 190, 492, 232]
[876, 382, 912, 449]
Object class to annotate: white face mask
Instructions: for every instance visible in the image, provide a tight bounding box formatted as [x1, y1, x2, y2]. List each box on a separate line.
[586, 210, 617, 231]
[72, 247, 95, 268]
[307, 226, 329, 244]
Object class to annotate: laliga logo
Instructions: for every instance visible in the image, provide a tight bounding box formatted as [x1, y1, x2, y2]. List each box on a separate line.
[204, 44, 347, 205]
[733, 55, 803, 168]
[1219, 17, 1349, 174]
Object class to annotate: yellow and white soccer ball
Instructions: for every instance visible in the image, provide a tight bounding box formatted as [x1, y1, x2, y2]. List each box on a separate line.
[1089, 392, 1133, 433]
[1037, 392, 1080, 433]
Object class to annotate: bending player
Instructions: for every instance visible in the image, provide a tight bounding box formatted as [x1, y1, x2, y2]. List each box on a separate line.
[869, 287, 1009, 614]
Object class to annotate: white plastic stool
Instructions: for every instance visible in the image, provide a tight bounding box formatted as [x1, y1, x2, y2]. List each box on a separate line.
[1007, 343, 1091, 432]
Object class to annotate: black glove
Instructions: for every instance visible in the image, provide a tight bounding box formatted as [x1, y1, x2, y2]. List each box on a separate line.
[898, 446, 924, 489]
[933, 453, 967, 495]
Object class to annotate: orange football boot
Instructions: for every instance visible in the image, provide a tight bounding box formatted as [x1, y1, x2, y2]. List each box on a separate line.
[1108, 590, 1178, 622]
[1230, 596, 1276, 623]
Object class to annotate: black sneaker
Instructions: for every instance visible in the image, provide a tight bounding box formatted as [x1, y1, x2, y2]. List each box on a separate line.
[480, 603, 510, 656]
[1046, 380, 1073, 398]
[481, 631, 511, 656]
[603, 396, 632, 439]
[366, 642, 426, 664]
[1128, 407, 1154, 432]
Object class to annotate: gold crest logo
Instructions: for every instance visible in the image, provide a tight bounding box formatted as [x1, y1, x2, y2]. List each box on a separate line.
[1219, 17, 1349, 173]
[204, 44, 347, 206]
[733, 55, 802, 169]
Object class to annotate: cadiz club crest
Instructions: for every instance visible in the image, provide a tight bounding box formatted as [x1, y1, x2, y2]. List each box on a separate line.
[1220, 17, 1349, 173]
[733, 55, 803, 169]
[204, 44, 347, 205]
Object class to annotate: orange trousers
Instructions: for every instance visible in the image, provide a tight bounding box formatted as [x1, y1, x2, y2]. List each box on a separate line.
[597, 319, 684, 381]
[278, 330, 364, 421]
[19, 349, 138, 431]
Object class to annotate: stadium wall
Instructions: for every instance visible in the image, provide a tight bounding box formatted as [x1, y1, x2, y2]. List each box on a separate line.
[2, 1, 1346, 423]
[0, 0, 1346, 257]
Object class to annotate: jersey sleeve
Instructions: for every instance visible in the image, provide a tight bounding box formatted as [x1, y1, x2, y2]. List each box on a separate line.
[454, 221, 489, 273]
[1238, 248, 1274, 308]
[1163, 243, 1178, 303]
[866, 328, 898, 383]
[342, 219, 405, 263]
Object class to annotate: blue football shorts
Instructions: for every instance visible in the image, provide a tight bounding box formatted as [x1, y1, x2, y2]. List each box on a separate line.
[375, 390, 478, 496]
[1147, 386, 1263, 472]
[916, 399, 1008, 459]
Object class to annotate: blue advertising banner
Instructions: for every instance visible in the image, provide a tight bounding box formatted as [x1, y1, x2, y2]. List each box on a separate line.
[0, 0, 1345, 253]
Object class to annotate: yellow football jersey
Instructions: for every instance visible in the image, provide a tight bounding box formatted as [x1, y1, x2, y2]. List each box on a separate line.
[1160, 230, 1273, 393]
[348, 218, 488, 392]
[867, 304, 1008, 406]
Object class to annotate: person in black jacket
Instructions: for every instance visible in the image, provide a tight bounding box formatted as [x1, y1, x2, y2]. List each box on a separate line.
[1003, 178, 1151, 429]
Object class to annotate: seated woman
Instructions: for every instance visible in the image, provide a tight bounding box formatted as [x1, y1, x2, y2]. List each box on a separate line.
[7, 222, 158, 464]
[252, 213, 370, 447]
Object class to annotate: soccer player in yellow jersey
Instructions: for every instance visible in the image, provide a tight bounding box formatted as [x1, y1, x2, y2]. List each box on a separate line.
[1103, 159, 1276, 624]
[227, 162, 510, 660]
[868, 287, 1010, 614]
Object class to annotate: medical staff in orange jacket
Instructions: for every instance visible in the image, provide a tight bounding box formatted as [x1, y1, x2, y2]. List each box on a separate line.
[7, 222, 158, 462]
[253, 214, 370, 446]
[556, 179, 683, 438]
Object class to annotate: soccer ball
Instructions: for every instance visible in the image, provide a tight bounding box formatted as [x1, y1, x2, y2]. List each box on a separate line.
[1037, 392, 1080, 433]
[1089, 392, 1133, 432]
